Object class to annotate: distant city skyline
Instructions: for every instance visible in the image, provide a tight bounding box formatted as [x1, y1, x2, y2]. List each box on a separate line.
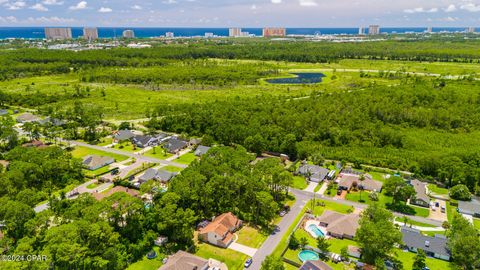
[0, 0, 480, 27]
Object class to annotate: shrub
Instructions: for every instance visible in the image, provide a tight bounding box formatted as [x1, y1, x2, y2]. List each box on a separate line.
[449, 184, 472, 201]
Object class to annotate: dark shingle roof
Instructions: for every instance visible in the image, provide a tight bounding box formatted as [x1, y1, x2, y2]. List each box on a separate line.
[164, 138, 188, 153]
[401, 227, 449, 258]
[114, 130, 135, 141]
[194, 145, 211, 156]
[298, 164, 329, 181]
[410, 179, 430, 203]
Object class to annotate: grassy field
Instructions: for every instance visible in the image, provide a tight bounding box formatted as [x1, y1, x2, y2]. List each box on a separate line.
[143, 148, 174, 160]
[112, 142, 138, 152]
[195, 242, 247, 270]
[96, 137, 113, 146]
[235, 226, 268, 248]
[311, 199, 355, 216]
[173, 152, 198, 165]
[71, 146, 128, 161]
[162, 165, 184, 172]
[291, 175, 308, 190]
[126, 247, 165, 270]
[428, 184, 449, 195]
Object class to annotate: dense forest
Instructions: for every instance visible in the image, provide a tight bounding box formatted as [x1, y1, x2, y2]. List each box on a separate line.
[2, 39, 480, 80]
[149, 77, 480, 191]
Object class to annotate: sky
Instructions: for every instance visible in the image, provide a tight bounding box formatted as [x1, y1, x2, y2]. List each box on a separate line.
[0, 0, 479, 27]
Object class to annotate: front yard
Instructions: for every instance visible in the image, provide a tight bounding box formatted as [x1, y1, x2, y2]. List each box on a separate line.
[195, 242, 247, 270]
[291, 175, 308, 190]
[162, 165, 184, 172]
[112, 141, 138, 153]
[71, 146, 128, 162]
[144, 147, 173, 160]
[173, 152, 198, 165]
[235, 226, 268, 248]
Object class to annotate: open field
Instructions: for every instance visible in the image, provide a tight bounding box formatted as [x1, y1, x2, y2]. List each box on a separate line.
[71, 145, 129, 161]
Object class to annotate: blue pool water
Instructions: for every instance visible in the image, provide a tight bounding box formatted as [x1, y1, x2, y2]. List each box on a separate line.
[308, 224, 325, 238]
[266, 73, 325, 84]
[298, 250, 320, 262]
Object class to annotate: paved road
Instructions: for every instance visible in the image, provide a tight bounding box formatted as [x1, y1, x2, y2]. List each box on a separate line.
[249, 193, 308, 270]
[71, 141, 188, 169]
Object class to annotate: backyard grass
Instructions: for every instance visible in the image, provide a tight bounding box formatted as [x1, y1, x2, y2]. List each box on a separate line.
[144, 148, 173, 160]
[311, 199, 355, 216]
[235, 226, 268, 248]
[291, 175, 308, 190]
[428, 184, 449, 195]
[112, 142, 138, 153]
[162, 165, 184, 172]
[195, 242, 247, 270]
[71, 145, 128, 161]
[126, 247, 165, 270]
[395, 248, 458, 270]
[173, 152, 198, 165]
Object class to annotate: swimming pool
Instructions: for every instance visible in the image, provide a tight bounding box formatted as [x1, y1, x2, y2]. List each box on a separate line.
[298, 250, 320, 262]
[308, 224, 325, 238]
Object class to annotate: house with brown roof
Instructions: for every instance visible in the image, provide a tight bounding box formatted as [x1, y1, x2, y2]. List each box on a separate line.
[198, 212, 242, 248]
[337, 174, 383, 192]
[410, 179, 430, 208]
[318, 210, 360, 239]
[158, 250, 209, 270]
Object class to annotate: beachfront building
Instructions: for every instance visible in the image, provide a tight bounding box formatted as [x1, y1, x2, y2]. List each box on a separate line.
[83, 28, 99, 41]
[45, 27, 72, 40]
[229, 28, 242, 37]
[368, 25, 380, 35]
[123, 30, 135, 38]
[263, 27, 286, 37]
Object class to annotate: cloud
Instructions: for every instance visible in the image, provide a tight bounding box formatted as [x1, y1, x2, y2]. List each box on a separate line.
[299, 0, 317, 7]
[0, 16, 18, 23]
[27, 16, 75, 23]
[69, 1, 87, 10]
[460, 3, 480, 12]
[42, 0, 63, 5]
[30, 3, 48, 11]
[163, 0, 177, 4]
[443, 4, 456, 12]
[98, 7, 112, 13]
[5, 1, 26, 10]
[271, 0, 282, 4]
[404, 7, 438, 14]
[131, 5, 142, 10]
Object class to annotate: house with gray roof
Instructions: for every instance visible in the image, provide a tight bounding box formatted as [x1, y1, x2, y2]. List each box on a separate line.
[164, 137, 188, 154]
[458, 199, 480, 217]
[338, 174, 383, 192]
[194, 145, 211, 157]
[139, 168, 176, 183]
[410, 179, 430, 208]
[16, 113, 41, 123]
[298, 164, 330, 183]
[114, 130, 135, 142]
[299, 260, 333, 270]
[132, 133, 168, 148]
[82, 155, 115, 171]
[158, 250, 208, 270]
[401, 226, 450, 261]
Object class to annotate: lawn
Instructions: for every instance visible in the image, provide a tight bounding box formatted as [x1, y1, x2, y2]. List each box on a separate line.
[143, 148, 173, 160]
[71, 146, 128, 162]
[173, 152, 198, 165]
[291, 175, 308, 190]
[411, 205, 430, 218]
[83, 166, 114, 178]
[112, 141, 138, 153]
[395, 248, 458, 270]
[86, 182, 100, 189]
[126, 247, 165, 270]
[474, 218, 480, 230]
[428, 184, 449, 195]
[235, 226, 268, 248]
[97, 137, 113, 146]
[162, 165, 184, 172]
[394, 217, 437, 228]
[310, 199, 355, 216]
[195, 242, 247, 270]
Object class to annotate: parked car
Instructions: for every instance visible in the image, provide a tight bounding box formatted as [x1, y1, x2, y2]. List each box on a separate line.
[431, 206, 436, 211]
[244, 258, 253, 268]
[435, 202, 440, 207]
[441, 206, 446, 213]
[279, 210, 287, 217]
[337, 189, 342, 195]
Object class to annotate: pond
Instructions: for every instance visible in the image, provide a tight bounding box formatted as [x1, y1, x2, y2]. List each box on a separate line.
[266, 73, 326, 84]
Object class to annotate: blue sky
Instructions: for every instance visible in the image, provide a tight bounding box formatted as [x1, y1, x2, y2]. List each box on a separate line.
[0, 0, 479, 27]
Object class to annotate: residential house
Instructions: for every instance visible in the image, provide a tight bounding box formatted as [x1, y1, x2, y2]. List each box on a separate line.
[410, 179, 430, 208]
[194, 145, 211, 157]
[16, 113, 41, 123]
[158, 251, 208, 270]
[401, 227, 450, 261]
[198, 212, 242, 248]
[0, 109, 8, 116]
[318, 210, 360, 239]
[139, 168, 176, 183]
[338, 174, 383, 192]
[113, 130, 135, 142]
[82, 155, 115, 170]
[299, 260, 333, 270]
[132, 133, 168, 148]
[298, 164, 330, 183]
[458, 199, 480, 217]
[164, 137, 188, 154]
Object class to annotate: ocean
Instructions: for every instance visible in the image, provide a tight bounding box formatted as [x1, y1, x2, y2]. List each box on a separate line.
[0, 27, 469, 39]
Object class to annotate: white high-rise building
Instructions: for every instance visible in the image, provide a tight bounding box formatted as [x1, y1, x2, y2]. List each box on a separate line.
[426, 27, 433, 33]
[122, 30, 135, 38]
[45, 28, 72, 40]
[165, 32, 174, 38]
[229, 28, 242, 37]
[358, 27, 365, 35]
[368, 25, 380, 35]
[83, 28, 98, 41]
[467, 27, 476, 33]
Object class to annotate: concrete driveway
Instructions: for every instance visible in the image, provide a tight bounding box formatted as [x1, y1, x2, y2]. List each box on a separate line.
[228, 242, 258, 257]
[305, 181, 318, 192]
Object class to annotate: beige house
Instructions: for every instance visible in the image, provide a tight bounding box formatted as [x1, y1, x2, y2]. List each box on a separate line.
[318, 210, 360, 239]
[158, 251, 208, 270]
[198, 212, 242, 248]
